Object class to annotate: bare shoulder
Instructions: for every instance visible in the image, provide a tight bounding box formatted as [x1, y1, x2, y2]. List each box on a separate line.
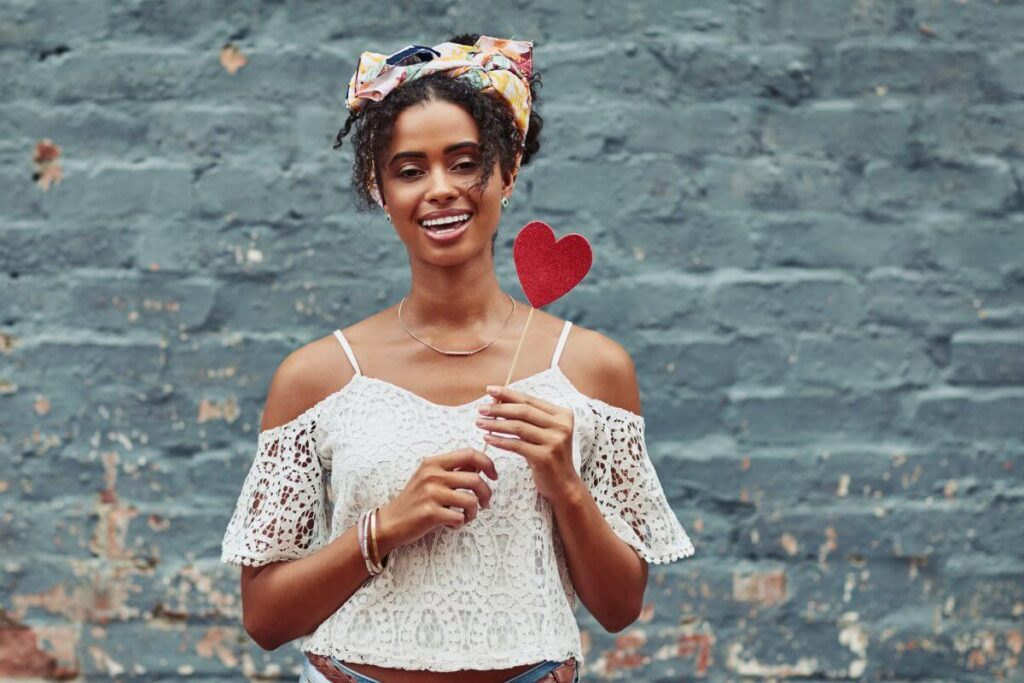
[556, 318, 643, 416]
[259, 332, 359, 432]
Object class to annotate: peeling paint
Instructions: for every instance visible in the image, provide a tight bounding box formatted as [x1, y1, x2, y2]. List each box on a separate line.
[31, 139, 62, 191]
[818, 526, 838, 564]
[780, 532, 799, 556]
[677, 632, 714, 676]
[220, 43, 247, 74]
[197, 396, 240, 424]
[32, 395, 50, 416]
[733, 569, 787, 605]
[0, 333, 17, 354]
[195, 627, 239, 668]
[0, 617, 78, 679]
[88, 645, 125, 677]
[838, 612, 868, 678]
[726, 642, 817, 677]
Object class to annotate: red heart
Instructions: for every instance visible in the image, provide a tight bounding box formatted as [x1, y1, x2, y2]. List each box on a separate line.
[513, 221, 593, 308]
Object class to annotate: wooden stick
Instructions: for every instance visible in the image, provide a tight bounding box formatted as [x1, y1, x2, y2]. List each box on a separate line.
[481, 306, 535, 456]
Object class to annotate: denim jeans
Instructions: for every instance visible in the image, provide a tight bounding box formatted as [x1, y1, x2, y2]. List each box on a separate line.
[299, 654, 580, 683]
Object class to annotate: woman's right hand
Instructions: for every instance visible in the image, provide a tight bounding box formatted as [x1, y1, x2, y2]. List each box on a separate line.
[376, 448, 498, 554]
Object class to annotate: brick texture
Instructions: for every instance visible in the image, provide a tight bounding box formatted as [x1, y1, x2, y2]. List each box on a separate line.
[1, 1, 1022, 681]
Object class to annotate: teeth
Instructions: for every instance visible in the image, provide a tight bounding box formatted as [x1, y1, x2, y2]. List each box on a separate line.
[421, 213, 470, 228]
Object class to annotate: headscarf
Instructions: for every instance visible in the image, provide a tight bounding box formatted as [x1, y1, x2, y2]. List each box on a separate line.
[345, 35, 534, 207]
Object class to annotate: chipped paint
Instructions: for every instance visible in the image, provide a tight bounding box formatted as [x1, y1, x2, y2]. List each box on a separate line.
[0, 333, 17, 354]
[780, 532, 799, 556]
[733, 569, 787, 605]
[818, 526, 838, 565]
[838, 612, 868, 678]
[31, 139, 62, 191]
[197, 396, 240, 424]
[32, 395, 50, 416]
[726, 642, 817, 677]
[837, 473, 850, 496]
[220, 43, 247, 74]
[88, 645, 125, 677]
[677, 632, 714, 676]
[0, 616, 78, 678]
[591, 628, 649, 676]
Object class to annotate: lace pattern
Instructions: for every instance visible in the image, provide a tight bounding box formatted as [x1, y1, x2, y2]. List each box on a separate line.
[220, 408, 332, 566]
[579, 398, 695, 564]
[220, 359, 694, 670]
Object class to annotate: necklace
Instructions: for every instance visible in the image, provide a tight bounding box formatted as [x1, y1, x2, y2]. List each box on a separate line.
[398, 293, 517, 356]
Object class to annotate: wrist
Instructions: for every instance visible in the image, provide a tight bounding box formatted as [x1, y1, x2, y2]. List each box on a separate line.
[375, 504, 403, 558]
[552, 476, 589, 513]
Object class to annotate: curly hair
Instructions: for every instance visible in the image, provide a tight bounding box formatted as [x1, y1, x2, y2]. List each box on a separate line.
[333, 33, 544, 252]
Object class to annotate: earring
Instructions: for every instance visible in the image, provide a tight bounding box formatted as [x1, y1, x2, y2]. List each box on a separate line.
[501, 197, 509, 208]
[385, 213, 392, 223]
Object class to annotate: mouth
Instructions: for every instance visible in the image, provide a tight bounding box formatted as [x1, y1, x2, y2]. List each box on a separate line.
[418, 212, 473, 242]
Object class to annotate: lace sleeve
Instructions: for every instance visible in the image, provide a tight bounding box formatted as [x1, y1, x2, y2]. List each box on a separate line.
[220, 409, 331, 567]
[580, 400, 695, 565]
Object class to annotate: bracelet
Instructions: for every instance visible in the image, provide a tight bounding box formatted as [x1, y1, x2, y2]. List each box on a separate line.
[358, 508, 386, 576]
[360, 509, 376, 573]
[368, 507, 386, 573]
[366, 507, 385, 573]
[369, 507, 381, 568]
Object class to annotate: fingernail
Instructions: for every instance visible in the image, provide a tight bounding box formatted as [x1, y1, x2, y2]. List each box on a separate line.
[486, 385, 501, 395]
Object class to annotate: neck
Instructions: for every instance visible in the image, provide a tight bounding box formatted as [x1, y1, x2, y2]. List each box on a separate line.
[401, 266, 516, 340]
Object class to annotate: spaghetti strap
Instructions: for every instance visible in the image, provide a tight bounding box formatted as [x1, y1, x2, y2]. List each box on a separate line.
[332, 329, 362, 376]
[550, 320, 573, 369]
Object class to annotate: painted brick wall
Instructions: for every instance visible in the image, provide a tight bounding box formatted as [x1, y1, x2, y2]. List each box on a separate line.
[2, 1, 1023, 681]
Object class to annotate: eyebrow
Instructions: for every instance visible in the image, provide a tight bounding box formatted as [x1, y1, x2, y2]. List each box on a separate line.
[388, 141, 479, 165]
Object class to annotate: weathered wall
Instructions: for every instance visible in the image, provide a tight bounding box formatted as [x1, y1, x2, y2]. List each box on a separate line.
[1, 0, 1023, 680]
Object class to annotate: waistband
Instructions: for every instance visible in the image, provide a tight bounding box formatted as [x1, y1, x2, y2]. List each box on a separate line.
[300, 654, 579, 683]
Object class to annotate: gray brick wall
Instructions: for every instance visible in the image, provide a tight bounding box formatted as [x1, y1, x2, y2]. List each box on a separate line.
[2, 1, 1022, 681]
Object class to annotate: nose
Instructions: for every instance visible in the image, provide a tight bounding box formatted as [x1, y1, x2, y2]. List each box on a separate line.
[424, 165, 459, 203]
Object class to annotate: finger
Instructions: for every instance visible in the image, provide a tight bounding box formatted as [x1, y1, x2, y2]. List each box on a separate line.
[470, 449, 499, 480]
[484, 386, 562, 419]
[481, 432, 543, 460]
[476, 415, 547, 446]
[436, 448, 497, 479]
[438, 506, 466, 529]
[444, 470, 493, 509]
[440, 489, 480, 524]
[478, 401, 563, 435]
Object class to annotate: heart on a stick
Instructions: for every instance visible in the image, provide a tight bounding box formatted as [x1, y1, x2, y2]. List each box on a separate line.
[513, 221, 593, 308]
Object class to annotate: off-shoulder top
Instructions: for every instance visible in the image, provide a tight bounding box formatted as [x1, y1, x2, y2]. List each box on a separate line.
[220, 320, 694, 672]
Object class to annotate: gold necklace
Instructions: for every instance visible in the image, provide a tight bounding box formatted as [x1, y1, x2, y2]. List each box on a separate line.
[398, 293, 517, 356]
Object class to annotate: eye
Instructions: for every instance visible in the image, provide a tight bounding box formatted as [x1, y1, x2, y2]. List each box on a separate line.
[396, 158, 477, 179]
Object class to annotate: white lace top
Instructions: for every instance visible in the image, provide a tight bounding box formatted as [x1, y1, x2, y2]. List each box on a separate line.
[220, 320, 694, 671]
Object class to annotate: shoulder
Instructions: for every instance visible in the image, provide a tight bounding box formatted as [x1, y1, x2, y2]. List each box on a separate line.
[259, 332, 358, 432]
[558, 319, 642, 416]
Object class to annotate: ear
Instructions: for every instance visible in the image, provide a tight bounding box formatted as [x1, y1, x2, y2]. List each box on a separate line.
[501, 167, 517, 200]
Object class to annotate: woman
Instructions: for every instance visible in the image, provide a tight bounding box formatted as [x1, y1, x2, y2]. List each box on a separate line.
[220, 34, 694, 683]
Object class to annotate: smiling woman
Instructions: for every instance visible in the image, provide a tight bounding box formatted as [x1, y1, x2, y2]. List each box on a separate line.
[221, 31, 694, 683]
[332, 32, 545, 255]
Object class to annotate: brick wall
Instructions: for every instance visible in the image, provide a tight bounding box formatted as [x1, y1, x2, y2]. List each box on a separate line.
[1, 1, 1022, 680]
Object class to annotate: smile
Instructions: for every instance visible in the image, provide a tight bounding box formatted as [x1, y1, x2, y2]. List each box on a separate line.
[418, 213, 473, 242]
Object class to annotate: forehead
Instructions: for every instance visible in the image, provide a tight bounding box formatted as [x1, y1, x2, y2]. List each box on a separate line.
[388, 99, 480, 153]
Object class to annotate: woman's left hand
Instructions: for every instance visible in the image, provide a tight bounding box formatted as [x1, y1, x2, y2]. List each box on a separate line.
[474, 384, 585, 507]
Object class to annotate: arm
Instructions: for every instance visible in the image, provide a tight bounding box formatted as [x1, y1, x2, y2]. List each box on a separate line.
[241, 522, 402, 650]
[553, 336, 648, 633]
[237, 347, 400, 650]
[552, 482, 649, 633]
